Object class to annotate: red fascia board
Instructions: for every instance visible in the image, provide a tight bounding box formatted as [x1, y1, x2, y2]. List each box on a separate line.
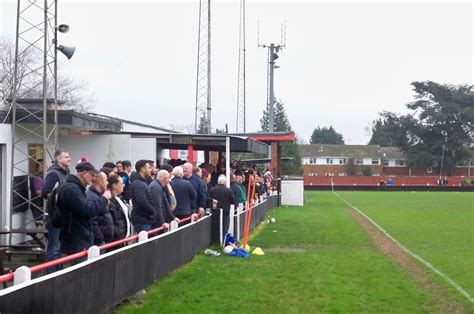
[249, 134, 295, 142]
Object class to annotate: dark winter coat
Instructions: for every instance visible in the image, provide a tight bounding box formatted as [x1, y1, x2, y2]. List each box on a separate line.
[184, 174, 207, 210]
[58, 174, 108, 254]
[210, 184, 235, 216]
[170, 177, 196, 217]
[42, 163, 69, 199]
[149, 180, 176, 224]
[108, 196, 129, 240]
[117, 171, 132, 203]
[87, 186, 107, 245]
[130, 174, 157, 225]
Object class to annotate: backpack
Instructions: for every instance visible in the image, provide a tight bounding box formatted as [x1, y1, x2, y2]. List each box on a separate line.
[46, 183, 66, 228]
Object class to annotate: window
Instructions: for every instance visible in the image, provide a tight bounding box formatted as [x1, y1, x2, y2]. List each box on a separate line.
[383, 160, 389, 166]
[372, 158, 379, 165]
[311, 158, 317, 164]
[308, 172, 317, 177]
[355, 158, 363, 165]
[325, 173, 334, 177]
[326, 158, 334, 164]
[427, 167, 432, 174]
[339, 159, 346, 165]
[28, 144, 44, 175]
[395, 160, 405, 166]
[338, 173, 346, 176]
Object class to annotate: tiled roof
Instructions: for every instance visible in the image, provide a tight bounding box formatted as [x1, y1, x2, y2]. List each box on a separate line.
[299, 144, 397, 158]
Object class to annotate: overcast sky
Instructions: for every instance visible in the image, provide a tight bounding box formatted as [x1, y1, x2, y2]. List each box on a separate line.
[1, 0, 472, 144]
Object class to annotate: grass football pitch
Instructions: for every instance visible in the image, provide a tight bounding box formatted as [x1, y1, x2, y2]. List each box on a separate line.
[118, 191, 474, 313]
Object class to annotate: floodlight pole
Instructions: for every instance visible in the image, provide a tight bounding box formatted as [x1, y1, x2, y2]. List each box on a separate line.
[268, 44, 275, 132]
[260, 43, 283, 133]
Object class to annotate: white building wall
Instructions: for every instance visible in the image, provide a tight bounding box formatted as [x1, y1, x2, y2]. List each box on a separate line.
[316, 158, 327, 165]
[1, 125, 50, 238]
[0, 124, 12, 234]
[362, 158, 370, 165]
[59, 134, 158, 170]
[130, 137, 156, 164]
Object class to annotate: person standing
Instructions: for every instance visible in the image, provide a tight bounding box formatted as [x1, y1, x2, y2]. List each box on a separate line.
[30, 159, 46, 223]
[107, 174, 132, 242]
[170, 166, 197, 220]
[150, 170, 178, 228]
[119, 160, 133, 203]
[130, 160, 157, 233]
[42, 149, 71, 272]
[87, 172, 113, 245]
[58, 162, 111, 257]
[183, 162, 206, 217]
[210, 175, 235, 237]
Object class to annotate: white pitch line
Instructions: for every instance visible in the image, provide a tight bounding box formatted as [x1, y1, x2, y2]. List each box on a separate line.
[333, 190, 474, 304]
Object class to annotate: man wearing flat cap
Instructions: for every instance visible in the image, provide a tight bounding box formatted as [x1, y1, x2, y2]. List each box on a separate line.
[58, 161, 112, 257]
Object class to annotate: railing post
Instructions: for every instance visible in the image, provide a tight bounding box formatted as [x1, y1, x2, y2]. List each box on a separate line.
[219, 208, 223, 247]
[228, 204, 235, 235]
[13, 266, 31, 285]
[169, 220, 179, 232]
[88, 246, 100, 260]
[138, 230, 148, 242]
[237, 203, 243, 240]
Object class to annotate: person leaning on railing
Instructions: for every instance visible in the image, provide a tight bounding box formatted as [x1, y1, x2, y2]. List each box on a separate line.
[57, 161, 111, 261]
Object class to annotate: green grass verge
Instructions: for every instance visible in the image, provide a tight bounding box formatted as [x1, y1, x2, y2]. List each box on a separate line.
[117, 191, 463, 313]
[338, 191, 474, 302]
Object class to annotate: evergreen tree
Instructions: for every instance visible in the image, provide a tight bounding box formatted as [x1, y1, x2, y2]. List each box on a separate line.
[310, 126, 344, 144]
[260, 100, 292, 132]
[259, 100, 302, 175]
[196, 115, 210, 134]
[371, 81, 473, 175]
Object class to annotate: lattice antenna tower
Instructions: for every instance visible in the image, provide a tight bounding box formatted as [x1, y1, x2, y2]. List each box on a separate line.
[235, 0, 246, 133]
[194, 0, 211, 134]
[258, 21, 286, 132]
[8, 0, 72, 244]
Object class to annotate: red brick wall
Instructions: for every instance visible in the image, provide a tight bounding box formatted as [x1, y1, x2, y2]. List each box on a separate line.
[303, 164, 383, 176]
[304, 176, 469, 186]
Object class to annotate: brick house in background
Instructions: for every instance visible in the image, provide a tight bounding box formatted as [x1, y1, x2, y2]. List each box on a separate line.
[299, 145, 387, 177]
[299, 144, 473, 178]
[298, 144, 474, 178]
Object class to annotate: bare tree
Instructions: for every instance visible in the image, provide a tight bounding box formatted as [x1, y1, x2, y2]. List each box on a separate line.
[0, 37, 94, 112]
[167, 123, 195, 134]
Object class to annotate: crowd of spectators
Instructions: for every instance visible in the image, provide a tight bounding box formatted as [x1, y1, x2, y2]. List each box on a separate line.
[39, 149, 276, 271]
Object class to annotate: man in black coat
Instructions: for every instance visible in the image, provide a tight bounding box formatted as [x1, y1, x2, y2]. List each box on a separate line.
[130, 160, 157, 233]
[58, 162, 111, 257]
[119, 160, 133, 203]
[210, 175, 235, 236]
[170, 166, 196, 220]
[87, 172, 113, 245]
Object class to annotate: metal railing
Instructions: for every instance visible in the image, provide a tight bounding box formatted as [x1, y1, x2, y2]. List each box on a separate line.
[0, 214, 196, 285]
